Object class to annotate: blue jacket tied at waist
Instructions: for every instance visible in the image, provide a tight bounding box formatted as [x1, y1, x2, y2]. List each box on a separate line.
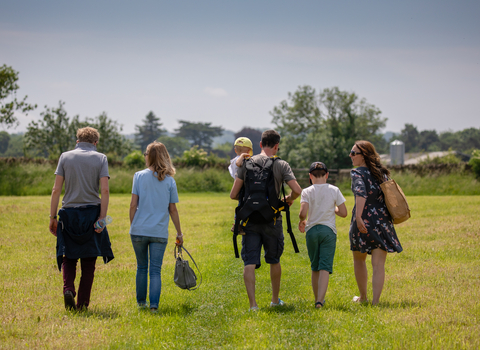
[56, 205, 114, 271]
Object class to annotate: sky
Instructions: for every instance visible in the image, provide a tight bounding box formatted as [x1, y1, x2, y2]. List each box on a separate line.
[1, 0, 479, 136]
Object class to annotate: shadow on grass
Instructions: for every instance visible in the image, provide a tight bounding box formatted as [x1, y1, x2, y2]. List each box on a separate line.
[325, 299, 419, 312]
[69, 308, 120, 319]
[140, 303, 197, 316]
[376, 300, 420, 309]
[263, 305, 296, 314]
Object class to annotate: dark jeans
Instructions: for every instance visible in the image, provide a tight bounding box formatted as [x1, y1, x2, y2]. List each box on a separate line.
[62, 256, 97, 308]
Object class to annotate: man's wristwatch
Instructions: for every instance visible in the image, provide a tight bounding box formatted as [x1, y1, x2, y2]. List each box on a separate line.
[49, 215, 57, 219]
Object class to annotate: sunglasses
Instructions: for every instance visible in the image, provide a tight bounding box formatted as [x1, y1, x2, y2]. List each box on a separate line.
[350, 150, 362, 156]
[143, 152, 149, 157]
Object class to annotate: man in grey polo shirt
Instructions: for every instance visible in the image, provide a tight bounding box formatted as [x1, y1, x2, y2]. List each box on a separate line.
[49, 126, 114, 311]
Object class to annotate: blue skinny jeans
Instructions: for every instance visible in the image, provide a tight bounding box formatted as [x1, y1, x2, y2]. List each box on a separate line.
[130, 235, 168, 309]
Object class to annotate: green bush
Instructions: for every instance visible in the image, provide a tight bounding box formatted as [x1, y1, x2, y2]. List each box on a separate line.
[123, 150, 145, 169]
[468, 149, 480, 178]
[173, 146, 229, 169]
[175, 167, 232, 192]
[0, 162, 56, 196]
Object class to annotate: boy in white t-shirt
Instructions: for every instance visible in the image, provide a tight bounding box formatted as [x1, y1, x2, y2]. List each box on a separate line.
[228, 137, 253, 234]
[299, 162, 348, 308]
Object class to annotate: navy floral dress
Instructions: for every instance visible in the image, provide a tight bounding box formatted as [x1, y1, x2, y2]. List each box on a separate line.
[349, 167, 403, 254]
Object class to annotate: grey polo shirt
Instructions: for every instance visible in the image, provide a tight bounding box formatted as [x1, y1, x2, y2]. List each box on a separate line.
[55, 142, 110, 208]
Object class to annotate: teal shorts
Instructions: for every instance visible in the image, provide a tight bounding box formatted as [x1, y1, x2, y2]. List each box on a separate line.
[306, 224, 337, 274]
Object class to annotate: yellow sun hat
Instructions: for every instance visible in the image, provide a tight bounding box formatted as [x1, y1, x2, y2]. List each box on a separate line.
[234, 137, 253, 156]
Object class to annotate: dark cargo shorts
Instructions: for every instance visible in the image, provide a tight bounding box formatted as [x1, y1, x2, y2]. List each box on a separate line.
[241, 218, 284, 269]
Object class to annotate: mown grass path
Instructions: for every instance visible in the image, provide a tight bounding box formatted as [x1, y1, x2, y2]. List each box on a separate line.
[1, 194, 479, 349]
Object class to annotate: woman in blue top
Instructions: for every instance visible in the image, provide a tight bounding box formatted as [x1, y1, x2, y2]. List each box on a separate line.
[129, 141, 183, 312]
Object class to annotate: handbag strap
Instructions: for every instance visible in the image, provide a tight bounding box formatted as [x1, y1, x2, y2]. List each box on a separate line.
[175, 245, 203, 290]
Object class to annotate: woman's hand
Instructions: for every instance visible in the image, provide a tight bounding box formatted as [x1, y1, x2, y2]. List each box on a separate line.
[354, 197, 368, 233]
[175, 233, 184, 246]
[356, 217, 368, 233]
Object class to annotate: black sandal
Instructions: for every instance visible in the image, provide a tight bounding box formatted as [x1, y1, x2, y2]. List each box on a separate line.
[315, 300, 325, 308]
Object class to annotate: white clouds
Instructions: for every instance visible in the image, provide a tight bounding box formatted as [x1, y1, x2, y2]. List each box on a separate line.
[203, 87, 228, 97]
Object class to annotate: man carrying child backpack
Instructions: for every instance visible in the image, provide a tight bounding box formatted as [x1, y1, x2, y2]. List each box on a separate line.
[230, 130, 302, 311]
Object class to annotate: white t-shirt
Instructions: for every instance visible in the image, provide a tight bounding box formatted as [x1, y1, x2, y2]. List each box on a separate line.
[300, 184, 346, 234]
[228, 156, 240, 179]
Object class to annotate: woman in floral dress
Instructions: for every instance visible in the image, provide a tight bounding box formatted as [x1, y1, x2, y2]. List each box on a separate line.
[349, 140, 403, 305]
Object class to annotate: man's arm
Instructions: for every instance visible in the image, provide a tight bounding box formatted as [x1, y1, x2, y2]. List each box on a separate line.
[230, 177, 244, 200]
[49, 175, 64, 236]
[95, 176, 110, 233]
[284, 179, 302, 205]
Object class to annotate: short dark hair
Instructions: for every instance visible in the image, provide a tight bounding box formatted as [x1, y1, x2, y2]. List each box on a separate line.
[261, 130, 280, 148]
[310, 169, 327, 178]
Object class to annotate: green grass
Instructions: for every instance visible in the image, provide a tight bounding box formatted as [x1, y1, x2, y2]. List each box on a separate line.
[1, 194, 479, 349]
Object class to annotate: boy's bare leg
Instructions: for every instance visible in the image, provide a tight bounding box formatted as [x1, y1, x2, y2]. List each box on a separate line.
[311, 271, 319, 302]
[317, 270, 329, 304]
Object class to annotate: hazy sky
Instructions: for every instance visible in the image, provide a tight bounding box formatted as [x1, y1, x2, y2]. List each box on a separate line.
[1, 0, 479, 135]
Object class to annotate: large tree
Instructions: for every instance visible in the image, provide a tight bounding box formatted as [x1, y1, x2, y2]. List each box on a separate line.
[157, 135, 190, 158]
[135, 111, 165, 151]
[24, 101, 131, 159]
[175, 120, 223, 151]
[418, 130, 440, 151]
[399, 124, 420, 152]
[0, 64, 36, 127]
[74, 113, 133, 159]
[24, 101, 74, 158]
[271, 86, 386, 168]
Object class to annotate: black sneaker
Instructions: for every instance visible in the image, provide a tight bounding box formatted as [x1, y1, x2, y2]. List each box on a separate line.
[64, 290, 76, 310]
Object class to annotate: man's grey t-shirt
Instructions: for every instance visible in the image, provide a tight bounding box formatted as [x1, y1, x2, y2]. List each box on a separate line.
[236, 154, 296, 198]
[55, 142, 109, 208]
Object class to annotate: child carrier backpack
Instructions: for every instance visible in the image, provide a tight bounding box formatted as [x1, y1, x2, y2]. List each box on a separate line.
[233, 156, 299, 258]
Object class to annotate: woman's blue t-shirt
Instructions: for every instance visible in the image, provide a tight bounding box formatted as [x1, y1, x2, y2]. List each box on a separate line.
[129, 169, 179, 238]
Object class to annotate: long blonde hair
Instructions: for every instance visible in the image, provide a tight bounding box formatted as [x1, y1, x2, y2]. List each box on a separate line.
[145, 141, 176, 181]
[355, 140, 390, 184]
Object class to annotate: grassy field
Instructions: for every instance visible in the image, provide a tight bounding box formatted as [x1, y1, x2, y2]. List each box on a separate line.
[0, 194, 479, 349]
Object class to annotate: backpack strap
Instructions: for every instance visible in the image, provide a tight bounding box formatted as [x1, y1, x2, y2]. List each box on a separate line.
[233, 206, 242, 258]
[281, 181, 299, 253]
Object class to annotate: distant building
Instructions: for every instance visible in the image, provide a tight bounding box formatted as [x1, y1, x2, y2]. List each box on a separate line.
[390, 140, 405, 165]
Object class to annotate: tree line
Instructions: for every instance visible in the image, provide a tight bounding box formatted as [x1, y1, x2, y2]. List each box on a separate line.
[1, 64, 478, 167]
